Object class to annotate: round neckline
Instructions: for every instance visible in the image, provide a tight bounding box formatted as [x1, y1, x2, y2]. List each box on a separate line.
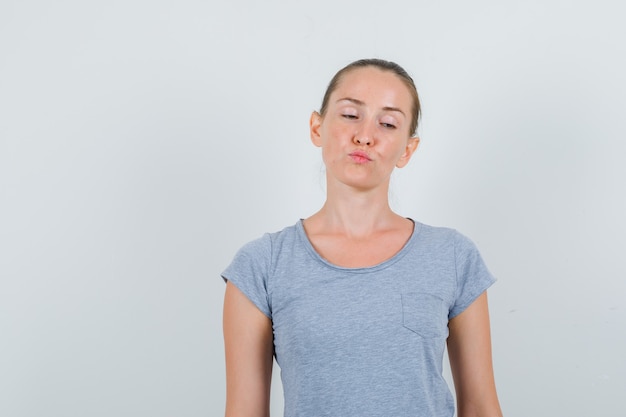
[296, 218, 420, 273]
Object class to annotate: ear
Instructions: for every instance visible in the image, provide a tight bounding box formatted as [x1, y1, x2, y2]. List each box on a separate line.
[396, 136, 420, 168]
[310, 111, 323, 147]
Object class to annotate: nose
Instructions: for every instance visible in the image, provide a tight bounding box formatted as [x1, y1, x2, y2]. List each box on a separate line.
[353, 123, 374, 146]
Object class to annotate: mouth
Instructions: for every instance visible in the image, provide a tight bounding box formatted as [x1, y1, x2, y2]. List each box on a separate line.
[348, 150, 372, 164]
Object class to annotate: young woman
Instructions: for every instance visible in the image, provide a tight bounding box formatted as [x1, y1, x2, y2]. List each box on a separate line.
[222, 59, 503, 417]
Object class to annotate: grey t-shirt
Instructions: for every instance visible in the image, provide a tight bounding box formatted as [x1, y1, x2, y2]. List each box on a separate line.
[222, 220, 496, 417]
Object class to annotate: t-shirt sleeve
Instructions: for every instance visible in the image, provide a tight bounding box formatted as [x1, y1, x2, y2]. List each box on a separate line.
[449, 232, 496, 319]
[221, 234, 273, 319]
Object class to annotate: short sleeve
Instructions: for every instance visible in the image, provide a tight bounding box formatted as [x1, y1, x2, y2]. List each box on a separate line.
[449, 232, 496, 319]
[221, 234, 273, 319]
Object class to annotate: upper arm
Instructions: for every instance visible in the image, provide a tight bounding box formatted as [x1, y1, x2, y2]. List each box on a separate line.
[223, 281, 274, 417]
[447, 292, 503, 417]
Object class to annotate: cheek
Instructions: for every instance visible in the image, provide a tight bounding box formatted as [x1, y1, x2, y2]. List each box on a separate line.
[381, 139, 406, 159]
[327, 123, 351, 139]
[383, 142, 412, 168]
[321, 125, 349, 153]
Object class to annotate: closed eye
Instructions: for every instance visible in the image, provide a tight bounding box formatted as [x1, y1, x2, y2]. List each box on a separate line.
[342, 114, 358, 119]
[381, 122, 396, 129]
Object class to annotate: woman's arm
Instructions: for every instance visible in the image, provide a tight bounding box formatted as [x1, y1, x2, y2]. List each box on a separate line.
[447, 292, 503, 417]
[223, 281, 274, 417]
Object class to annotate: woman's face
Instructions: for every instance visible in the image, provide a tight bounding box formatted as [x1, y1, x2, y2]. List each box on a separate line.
[310, 66, 419, 192]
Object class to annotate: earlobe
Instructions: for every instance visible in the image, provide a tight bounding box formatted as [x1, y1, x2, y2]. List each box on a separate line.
[310, 111, 323, 147]
[396, 136, 420, 168]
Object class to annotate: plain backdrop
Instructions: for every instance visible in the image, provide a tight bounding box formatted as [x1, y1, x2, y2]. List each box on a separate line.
[1, 1, 625, 416]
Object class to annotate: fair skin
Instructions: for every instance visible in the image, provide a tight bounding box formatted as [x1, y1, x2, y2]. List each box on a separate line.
[223, 66, 502, 417]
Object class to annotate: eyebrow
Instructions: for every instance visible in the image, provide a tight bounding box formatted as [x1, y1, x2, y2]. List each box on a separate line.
[336, 97, 406, 117]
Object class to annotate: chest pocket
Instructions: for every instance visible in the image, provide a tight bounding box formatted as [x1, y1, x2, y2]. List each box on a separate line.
[401, 293, 449, 339]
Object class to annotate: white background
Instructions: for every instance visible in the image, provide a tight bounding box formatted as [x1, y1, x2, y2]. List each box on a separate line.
[1, 1, 625, 416]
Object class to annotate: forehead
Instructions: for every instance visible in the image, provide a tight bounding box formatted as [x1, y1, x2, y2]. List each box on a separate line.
[331, 67, 413, 111]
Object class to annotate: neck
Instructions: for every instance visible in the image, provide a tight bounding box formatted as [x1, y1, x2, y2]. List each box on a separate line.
[308, 179, 402, 238]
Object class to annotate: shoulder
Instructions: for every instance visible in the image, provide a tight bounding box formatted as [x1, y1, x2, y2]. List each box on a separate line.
[221, 222, 301, 317]
[410, 222, 488, 274]
[228, 221, 301, 264]
[228, 233, 272, 268]
[413, 221, 475, 250]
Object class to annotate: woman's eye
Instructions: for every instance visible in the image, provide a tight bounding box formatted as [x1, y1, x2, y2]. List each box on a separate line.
[342, 114, 358, 119]
[381, 122, 396, 129]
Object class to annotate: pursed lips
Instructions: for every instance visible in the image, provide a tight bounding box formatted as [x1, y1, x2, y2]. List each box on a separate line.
[348, 150, 372, 163]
